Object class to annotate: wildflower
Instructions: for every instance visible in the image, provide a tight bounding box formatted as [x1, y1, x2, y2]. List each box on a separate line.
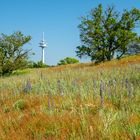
[23, 80, 32, 93]
[57, 80, 64, 96]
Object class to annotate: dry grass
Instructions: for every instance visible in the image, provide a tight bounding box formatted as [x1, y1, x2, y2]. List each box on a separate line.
[0, 55, 140, 140]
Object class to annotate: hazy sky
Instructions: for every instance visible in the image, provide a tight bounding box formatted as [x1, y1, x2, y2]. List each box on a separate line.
[0, 0, 140, 65]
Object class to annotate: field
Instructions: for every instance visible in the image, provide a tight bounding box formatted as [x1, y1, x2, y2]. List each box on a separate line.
[0, 55, 140, 140]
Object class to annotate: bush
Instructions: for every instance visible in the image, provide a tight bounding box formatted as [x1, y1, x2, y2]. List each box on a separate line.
[13, 99, 26, 110]
[28, 61, 48, 68]
[57, 57, 79, 66]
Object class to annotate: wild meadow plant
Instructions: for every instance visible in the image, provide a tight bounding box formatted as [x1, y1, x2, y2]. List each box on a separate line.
[0, 55, 139, 139]
[23, 80, 32, 93]
[100, 80, 104, 107]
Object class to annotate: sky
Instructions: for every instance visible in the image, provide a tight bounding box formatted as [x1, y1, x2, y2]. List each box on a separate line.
[0, 0, 140, 65]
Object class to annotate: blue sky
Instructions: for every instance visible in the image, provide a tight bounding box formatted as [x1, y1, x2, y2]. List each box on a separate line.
[0, 0, 140, 65]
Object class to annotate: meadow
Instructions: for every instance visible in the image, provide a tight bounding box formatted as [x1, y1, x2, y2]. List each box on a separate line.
[0, 55, 140, 140]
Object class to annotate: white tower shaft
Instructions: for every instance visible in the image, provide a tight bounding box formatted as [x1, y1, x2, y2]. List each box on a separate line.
[42, 48, 45, 64]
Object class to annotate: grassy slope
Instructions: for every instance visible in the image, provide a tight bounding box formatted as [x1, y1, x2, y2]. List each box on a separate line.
[0, 55, 140, 140]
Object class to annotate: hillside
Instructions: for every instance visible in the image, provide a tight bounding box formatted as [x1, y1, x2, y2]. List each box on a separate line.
[0, 55, 140, 140]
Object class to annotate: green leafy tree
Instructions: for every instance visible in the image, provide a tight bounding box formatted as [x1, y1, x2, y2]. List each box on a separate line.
[32, 61, 48, 68]
[57, 57, 79, 65]
[76, 4, 140, 63]
[126, 42, 140, 55]
[0, 31, 31, 75]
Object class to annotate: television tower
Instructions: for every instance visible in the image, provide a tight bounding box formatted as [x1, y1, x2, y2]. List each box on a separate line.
[39, 32, 47, 64]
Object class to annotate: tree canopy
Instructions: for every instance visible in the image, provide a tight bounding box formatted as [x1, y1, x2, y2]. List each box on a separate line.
[76, 4, 140, 63]
[57, 57, 79, 65]
[0, 31, 31, 75]
[126, 42, 140, 55]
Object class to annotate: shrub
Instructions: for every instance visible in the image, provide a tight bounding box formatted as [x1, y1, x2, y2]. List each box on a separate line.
[57, 57, 79, 65]
[32, 61, 48, 68]
[13, 99, 26, 110]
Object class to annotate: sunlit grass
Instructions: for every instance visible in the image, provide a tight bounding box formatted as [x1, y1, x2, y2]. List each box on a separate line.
[0, 55, 140, 139]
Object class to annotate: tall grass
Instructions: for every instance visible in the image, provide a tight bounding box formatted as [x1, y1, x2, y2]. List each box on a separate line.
[0, 55, 140, 139]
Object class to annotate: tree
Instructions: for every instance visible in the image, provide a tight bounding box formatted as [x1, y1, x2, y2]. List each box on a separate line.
[0, 31, 31, 75]
[126, 42, 140, 55]
[32, 61, 48, 68]
[57, 57, 79, 65]
[76, 4, 140, 63]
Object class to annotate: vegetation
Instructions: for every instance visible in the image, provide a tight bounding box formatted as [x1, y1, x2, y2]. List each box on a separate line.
[57, 57, 79, 65]
[0, 31, 31, 75]
[0, 3, 140, 140]
[76, 4, 140, 62]
[127, 42, 140, 55]
[32, 61, 48, 68]
[13, 99, 26, 111]
[0, 55, 140, 139]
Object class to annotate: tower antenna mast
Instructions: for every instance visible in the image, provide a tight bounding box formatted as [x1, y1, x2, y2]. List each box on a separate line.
[39, 32, 47, 64]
